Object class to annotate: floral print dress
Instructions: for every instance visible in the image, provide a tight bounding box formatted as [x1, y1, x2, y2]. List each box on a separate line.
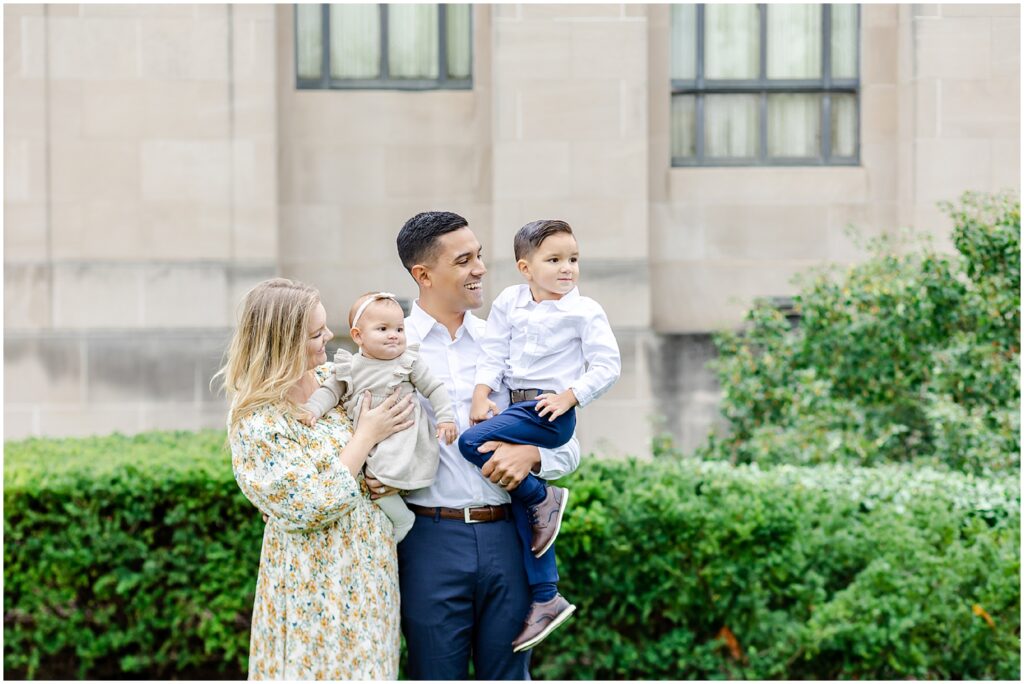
[230, 365, 400, 680]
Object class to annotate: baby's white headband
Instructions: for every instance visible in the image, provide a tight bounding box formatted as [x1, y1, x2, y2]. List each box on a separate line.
[351, 292, 399, 329]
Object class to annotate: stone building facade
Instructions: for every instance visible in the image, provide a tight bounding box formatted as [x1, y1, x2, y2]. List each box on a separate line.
[4, 3, 1020, 457]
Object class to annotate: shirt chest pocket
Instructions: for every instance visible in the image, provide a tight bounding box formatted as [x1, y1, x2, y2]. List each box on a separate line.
[507, 309, 544, 360]
[515, 311, 576, 360]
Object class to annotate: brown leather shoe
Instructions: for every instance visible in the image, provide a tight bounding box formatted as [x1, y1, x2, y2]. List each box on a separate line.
[528, 486, 569, 558]
[511, 594, 577, 653]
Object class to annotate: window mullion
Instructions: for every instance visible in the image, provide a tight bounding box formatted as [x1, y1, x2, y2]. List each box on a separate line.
[439, 4, 448, 86]
[320, 4, 330, 88]
[758, 4, 767, 162]
[760, 91, 768, 162]
[822, 93, 832, 162]
[380, 3, 389, 80]
[758, 3, 767, 81]
[696, 4, 705, 91]
[856, 3, 862, 89]
[695, 4, 705, 163]
[823, 3, 832, 89]
[855, 4, 861, 163]
[822, 3, 832, 162]
[695, 95, 705, 163]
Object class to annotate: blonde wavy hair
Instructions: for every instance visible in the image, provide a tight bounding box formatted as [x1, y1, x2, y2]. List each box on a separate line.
[214, 277, 321, 431]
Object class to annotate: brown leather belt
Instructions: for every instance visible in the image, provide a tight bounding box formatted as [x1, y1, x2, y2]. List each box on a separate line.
[408, 503, 511, 523]
[509, 388, 556, 404]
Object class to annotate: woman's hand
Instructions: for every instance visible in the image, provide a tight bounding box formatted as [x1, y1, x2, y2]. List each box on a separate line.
[364, 473, 402, 500]
[355, 389, 415, 444]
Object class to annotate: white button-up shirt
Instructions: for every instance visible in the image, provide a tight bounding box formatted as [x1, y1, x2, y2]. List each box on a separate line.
[404, 300, 581, 509]
[474, 285, 621, 408]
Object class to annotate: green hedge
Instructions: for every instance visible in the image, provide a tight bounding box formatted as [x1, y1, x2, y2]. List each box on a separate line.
[537, 457, 1020, 679]
[4, 431, 1020, 679]
[3, 431, 261, 679]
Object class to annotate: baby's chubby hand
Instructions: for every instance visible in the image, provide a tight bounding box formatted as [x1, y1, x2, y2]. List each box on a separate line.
[436, 422, 458, 445]
[297, 409, 319, 427]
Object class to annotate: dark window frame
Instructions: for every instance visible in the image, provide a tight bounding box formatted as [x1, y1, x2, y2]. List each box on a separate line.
[295, 4, 473, 91]
[672, 3, 860, 167]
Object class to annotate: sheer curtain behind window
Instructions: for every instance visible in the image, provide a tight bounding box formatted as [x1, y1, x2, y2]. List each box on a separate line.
[831, 4, 858, 79]
[296, 5, 323, 80]
[671, 95, 697, 158]
[767, 4, 821, 79]
[768, 93, 820, 157]
[831, 93, 857, 157]
[446, 4, 471, 79]
[389, 4, 439, 79]
[705, 4, 759, 79]
[706, 94, 759, 157]
[671, 4, 697, 80]
[330, 4, 380, 79]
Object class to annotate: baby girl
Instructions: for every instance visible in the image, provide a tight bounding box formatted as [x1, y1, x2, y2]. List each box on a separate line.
[301, 291, 457, 542]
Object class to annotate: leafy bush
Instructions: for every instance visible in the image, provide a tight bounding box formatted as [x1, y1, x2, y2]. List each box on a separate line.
[3, 431, 260, 679]
[703, 192, 1020, 474]
[5, 432, 1019, 679]
[536, 457, 1020, 680]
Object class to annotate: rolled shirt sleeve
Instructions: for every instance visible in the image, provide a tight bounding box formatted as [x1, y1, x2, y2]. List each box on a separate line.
[536, 435, 581, 481]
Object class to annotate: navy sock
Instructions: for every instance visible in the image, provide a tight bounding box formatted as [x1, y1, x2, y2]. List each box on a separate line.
[531, 582, 557, 603]
[518, 481, 547, 508]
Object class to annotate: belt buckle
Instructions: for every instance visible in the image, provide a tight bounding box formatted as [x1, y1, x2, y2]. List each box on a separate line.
[511, 389, 538, 404]
[463, 507, 483, 524]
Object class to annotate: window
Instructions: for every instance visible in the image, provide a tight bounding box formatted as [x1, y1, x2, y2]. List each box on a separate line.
[671, 4, 859, 166]
[295, 4, 472, 90]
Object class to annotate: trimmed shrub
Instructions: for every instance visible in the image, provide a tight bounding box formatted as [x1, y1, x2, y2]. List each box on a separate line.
[537, 457, 1020, 680]
[703, 191, 1020, 475]
[3, 431, 260, 679]
[4, 431, 1019, 679]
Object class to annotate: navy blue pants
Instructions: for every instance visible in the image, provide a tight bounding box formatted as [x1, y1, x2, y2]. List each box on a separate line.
[458, 400, 576, 595]
[399, 513, 531, 679]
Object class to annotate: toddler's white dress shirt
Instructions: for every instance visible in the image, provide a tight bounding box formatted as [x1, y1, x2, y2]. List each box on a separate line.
[474, 285, 621, 408]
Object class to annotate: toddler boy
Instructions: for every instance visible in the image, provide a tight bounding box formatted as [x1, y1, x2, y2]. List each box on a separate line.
[458, 219, 620, 652]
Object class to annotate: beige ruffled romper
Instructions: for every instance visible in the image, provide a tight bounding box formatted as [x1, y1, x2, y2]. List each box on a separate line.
[304, 342, 454, 490]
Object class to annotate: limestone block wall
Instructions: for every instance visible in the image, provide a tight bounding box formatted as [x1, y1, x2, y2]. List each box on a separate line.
[4, 4, 278, 439]
[899, 3, 1021, 240]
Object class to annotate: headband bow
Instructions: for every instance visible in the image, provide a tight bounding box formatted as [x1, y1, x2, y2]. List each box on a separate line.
[351, 292, 399, 328]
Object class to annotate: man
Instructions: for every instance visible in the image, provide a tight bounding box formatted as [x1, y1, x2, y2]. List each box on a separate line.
[367, 211, 580, 679]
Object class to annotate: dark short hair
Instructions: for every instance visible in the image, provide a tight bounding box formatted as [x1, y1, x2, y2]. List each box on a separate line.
[397, 211, 469, 274]
[513, 220, 575, 261]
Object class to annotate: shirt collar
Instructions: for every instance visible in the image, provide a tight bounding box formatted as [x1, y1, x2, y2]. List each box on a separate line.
[514, 284, 580, 312]
[409, 300, 484, 341]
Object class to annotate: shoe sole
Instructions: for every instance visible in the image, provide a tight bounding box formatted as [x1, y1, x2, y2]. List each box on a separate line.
[512, 603, 577, 653]
[532, 488, 569, 559]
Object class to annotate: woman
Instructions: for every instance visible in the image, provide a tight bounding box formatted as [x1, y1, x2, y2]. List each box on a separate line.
[217, 278, 414, 679]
